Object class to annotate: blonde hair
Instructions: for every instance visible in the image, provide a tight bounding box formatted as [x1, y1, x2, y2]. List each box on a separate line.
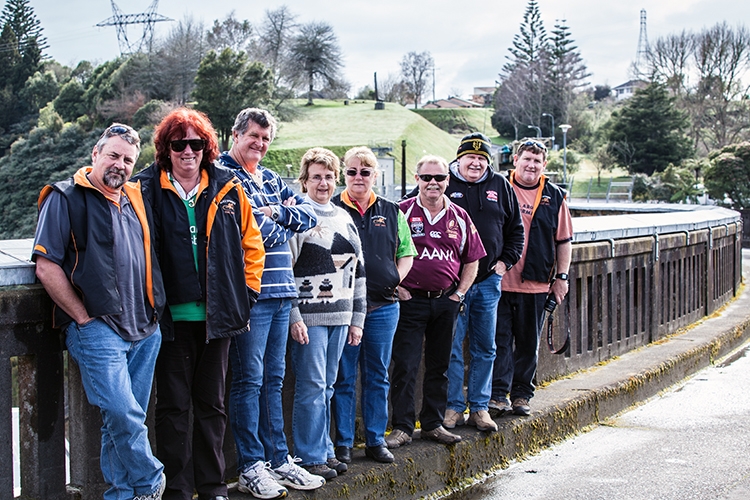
[343, 146, 379, 170]
[298, 147, 340, 193]
[415, 154, 449, 173]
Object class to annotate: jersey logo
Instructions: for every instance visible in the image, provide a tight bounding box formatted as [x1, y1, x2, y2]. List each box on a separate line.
[419, 247, 455, 261]
[409, 217, 424, 237]
[371, 215, 387, 227]
[220, 200, 236, 215]
[429, 231, 441, 238]
[540, 195, 551, 205]
[449, 192, 464, 199]
[446, 219, 459, 239]
[486, 190, 498, 202]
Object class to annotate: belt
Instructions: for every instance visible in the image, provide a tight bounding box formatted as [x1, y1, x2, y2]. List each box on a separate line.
[406, 284, 456, 299]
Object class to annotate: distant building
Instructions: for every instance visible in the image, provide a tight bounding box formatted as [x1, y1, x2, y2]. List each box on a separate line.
[613, 80, 647, 100]
[471, 87, 495, 107]
[422, 97, 481, 109]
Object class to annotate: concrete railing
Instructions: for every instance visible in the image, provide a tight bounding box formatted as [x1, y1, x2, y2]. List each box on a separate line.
[0, 203, 742, 499]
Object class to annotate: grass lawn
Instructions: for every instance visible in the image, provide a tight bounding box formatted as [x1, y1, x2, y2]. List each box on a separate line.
[564, 158, 632, 199]
[265, 100, 459, 181]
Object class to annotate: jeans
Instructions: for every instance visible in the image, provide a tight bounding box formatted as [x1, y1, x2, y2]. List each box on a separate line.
[155, 322, 230, 500]
[290, 325, 347, 465]
[390, 295, 460, 434]
[65, 319, 163, 500]
[492, 291, 547, 402]
[333, 302, 399, 448]
[447, 274, 502, 413]
[229, 298, 291, 470]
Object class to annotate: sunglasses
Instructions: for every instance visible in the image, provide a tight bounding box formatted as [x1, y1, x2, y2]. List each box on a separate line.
[418, 174, 448, 182]
[170, 139, 207, 152]
[100, 124, 140, 146]
[345, 169, 373, 177]
[520, 140, 547, 151]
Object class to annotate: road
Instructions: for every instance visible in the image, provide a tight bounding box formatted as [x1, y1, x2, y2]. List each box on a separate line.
[459, 343, 750, 500]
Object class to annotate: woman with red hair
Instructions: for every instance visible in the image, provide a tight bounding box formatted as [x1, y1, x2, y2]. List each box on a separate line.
[134, 108, 265, 500]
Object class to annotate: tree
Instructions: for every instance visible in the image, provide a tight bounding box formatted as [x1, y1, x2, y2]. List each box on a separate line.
[704, 142, 750, 209]
[157, 16, 206, 103]
[0, 0, 47, 51]
[256, 6, 297, 87]
[548, 20, 590, 125]
[53, 79, 86, 122]
[288, 21, 344, 105]
[19, 70, 59, 110]
[593, 85, 611, 101]
[193, 48, 273, 149]
[399, 51, 433, 109]
[647, 30, 693, 96]
[607, 82, 692, 175]
[206, 11, 253, 54]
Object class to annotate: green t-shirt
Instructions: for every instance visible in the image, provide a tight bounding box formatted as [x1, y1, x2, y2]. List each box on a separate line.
[169, 194, 207, 322]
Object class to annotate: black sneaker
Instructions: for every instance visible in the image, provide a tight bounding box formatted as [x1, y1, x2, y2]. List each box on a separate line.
[327, 457, 348, 474]
[512, 398, 531, 416]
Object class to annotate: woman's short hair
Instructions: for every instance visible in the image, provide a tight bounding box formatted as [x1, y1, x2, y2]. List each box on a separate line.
[154, 108, 219, 171]
[298, 147, 340, 193]
[343, 146, 379, 170]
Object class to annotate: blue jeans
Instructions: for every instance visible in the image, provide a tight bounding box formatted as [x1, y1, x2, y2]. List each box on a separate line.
[447, 273, 502, 413]
[290, 325, 347, 465]
[66, 319, 163, 500]
[229, 298, 291, 470]
[333, 302, 399, 448]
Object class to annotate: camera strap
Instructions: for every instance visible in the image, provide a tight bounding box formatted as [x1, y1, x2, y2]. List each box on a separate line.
[546, 313, 569, 355]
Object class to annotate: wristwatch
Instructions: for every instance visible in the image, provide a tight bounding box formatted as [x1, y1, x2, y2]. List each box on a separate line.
[454, 291, 466, 302]
[270, 206, 281, 221]
[555, 273, 569, 281]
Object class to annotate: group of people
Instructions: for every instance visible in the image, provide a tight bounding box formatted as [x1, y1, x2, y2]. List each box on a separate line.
[31, 104, 572, 500]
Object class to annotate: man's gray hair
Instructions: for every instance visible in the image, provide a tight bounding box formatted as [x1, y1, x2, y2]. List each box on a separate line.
[232, 108, 277, 141]
[95, 123, 141, 158]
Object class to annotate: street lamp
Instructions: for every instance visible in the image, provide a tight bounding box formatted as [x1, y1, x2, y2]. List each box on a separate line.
[559, 124, 572, 185]
[542, 113, 555, 149]
[527, 125, 541, 138]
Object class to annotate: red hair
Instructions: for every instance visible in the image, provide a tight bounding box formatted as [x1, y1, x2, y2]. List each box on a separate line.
[154, 108, 220, 171]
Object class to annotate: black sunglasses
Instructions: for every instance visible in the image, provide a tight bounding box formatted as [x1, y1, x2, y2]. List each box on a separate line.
[521, 140, 547, 151]
[345, 169, 373, 177]
[418, 174, 448, 182]
[170, 139, 207, 152]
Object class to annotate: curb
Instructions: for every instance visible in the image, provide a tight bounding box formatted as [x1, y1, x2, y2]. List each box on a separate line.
[230, 261, 750, 499]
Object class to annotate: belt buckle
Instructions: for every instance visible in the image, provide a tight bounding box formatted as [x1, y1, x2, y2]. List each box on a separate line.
[428, 289, 443, 299]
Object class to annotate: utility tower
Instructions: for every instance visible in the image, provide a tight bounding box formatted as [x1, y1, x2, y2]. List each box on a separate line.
[634, 8, 649, 78]
[96, 0, 172, 54]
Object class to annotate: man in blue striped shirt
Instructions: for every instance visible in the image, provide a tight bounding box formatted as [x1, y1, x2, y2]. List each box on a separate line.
[218, 108, 322, 499]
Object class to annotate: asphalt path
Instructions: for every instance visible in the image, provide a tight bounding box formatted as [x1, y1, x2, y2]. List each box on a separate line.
[459, 342, 750, 500]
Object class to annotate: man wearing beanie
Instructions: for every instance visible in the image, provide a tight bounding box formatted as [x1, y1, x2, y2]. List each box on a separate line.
[443, 132, 525, 432]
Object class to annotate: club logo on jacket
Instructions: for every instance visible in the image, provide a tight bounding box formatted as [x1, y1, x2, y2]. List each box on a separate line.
[540, 195, 551, 205]
[371, 215, 387, 227]
[220, 200, 236, 215]
[486, 190, 498, 202]
[450, 192, 464, 199]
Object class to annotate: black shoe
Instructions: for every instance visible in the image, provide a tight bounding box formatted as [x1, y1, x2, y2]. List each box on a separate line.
[365, 444, 394, 463]
[327, 457, 348, 474]
[335, 445, 352, 464]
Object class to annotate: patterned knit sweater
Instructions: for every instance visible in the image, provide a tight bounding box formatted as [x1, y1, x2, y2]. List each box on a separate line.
[289, 198, 366, 329]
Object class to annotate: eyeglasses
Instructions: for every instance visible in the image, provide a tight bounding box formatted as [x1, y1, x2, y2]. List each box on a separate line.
[100, 123, 140, 147]
[520, 140, 547, 151]
[170, 139, 207, 152]
[418, 174, 448, 182]
[345, 169, 373, 177]
[308, 174, 336, 183]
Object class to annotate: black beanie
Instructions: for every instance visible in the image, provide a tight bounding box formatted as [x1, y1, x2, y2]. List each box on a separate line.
[456, 133, 492, 162]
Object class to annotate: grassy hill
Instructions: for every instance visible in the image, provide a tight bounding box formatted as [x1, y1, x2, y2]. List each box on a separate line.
[264, 100, 459, 182]
[412, 108, 495, 137]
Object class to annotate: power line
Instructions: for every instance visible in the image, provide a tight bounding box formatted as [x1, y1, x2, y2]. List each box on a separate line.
[96, 0, 172, 54]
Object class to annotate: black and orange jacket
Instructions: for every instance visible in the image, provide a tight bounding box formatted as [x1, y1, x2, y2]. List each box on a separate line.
[134, 161, 264, 340]
[35, 167, 166, 330]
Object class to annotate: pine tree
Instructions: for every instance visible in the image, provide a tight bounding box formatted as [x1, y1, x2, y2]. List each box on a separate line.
[548, 20, 590, 125]
[607, 83, 693, 175]
[0, 0, 48, 52]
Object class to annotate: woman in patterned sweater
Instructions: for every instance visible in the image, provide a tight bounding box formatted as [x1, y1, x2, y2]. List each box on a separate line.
[288, 147, 367, 480]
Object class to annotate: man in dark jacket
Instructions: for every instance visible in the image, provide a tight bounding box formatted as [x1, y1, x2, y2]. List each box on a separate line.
[444, 133, 525, 433]
[33, 124, 167, 500]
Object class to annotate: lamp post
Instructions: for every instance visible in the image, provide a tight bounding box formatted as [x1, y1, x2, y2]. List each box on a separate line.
[542, 113, 555, 149]
[559, 124, 572, 185]
[527, 125, 541, 138]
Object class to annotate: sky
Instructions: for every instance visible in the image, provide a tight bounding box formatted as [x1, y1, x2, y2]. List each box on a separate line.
[31, 0, 750, 101]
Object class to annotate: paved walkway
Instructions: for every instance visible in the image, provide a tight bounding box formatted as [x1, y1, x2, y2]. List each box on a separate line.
[226, 249, 750, 499]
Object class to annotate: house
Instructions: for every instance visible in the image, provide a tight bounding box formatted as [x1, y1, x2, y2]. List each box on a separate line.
[471, 87, 495, 107]
[613, 80, 647, 100]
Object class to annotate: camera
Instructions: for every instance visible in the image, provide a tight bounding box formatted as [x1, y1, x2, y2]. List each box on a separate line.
[544, 295, 557, 313]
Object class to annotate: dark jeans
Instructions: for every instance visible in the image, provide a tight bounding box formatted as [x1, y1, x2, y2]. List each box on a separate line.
[491, 291, 547, 402]
[390, 295, 460, 434]
[155, 321, 231, 500]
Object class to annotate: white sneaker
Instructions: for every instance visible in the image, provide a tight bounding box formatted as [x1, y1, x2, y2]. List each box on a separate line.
[133, 472, 166, 500]
[238, 461, 288, 499]
[270, 455, 326, 490]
